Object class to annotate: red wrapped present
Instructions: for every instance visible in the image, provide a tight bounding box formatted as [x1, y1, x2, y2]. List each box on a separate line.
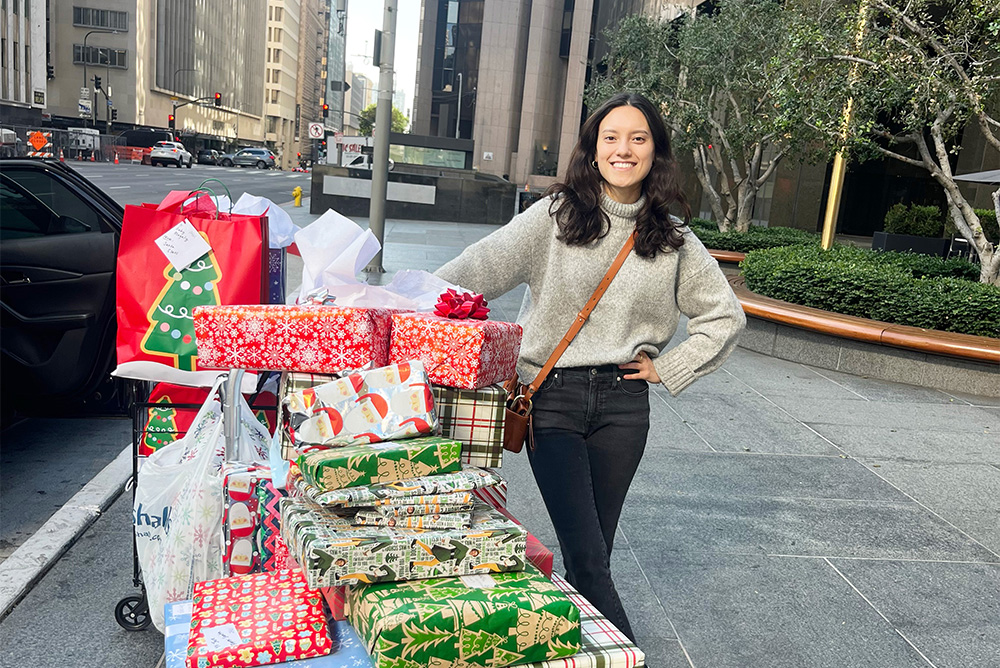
[186, 569, 332, 668]
[193, 305, 401, 373]
[388, 312, 521, 390]
[320, 586, 348, 622]
[471, 472, 507, 509]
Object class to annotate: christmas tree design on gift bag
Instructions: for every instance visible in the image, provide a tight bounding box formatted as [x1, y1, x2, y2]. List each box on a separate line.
[142, 399, 178, 455]
[140, 242, 221, 371]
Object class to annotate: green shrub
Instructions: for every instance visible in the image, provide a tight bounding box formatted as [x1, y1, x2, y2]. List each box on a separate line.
[741, 244, 999, 338]
[883, 203, 945, 238]
[944, 208, 999, 245]
[688, 220, 820, 252]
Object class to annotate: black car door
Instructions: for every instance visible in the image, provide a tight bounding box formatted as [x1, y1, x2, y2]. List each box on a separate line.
[0, 166, 119, 403]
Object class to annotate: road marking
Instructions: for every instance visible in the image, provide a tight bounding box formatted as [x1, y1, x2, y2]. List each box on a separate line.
[88, 175, 103, 178]
[108, 185, 131, 189]
[287, 174, 301, 178]
[164, 182, 180, 186]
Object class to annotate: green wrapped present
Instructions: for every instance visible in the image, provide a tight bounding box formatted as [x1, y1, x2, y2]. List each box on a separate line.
[354, 509, 473, 530]
[292, 464, 502, 508]
[297, 435, 463, 492]
[348, 565, 581, 668]
[281, 497, 527, 588]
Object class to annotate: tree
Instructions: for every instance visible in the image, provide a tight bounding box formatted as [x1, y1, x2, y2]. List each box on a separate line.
[798, 0, 1000, 285]
[359, 103, 409, 136]
[590, 0, 834, 232]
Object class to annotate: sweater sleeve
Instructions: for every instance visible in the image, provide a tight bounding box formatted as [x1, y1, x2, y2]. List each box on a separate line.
[433, 200, 548, 301]
[652, 256, 746, 396]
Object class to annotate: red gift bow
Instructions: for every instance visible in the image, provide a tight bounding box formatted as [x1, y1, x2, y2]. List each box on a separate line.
[433, 289, 490, 320]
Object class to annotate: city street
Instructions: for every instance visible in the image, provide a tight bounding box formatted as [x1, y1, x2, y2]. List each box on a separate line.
[66, 160, 312, 207]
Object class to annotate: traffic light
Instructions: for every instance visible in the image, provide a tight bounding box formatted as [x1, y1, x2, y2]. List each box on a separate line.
[47, 63, 54, 80]
[168, 114, 175, 129]
[322, 103, 329, 119]
[214, 92, 222, 107]
[111, 108, 118, 121]
[93, 75, 102, 90]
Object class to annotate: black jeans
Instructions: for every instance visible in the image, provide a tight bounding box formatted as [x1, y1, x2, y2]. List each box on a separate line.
[526, 364, 650, 642]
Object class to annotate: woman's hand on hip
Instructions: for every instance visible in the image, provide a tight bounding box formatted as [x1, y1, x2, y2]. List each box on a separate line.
[618, 351, 661, 384]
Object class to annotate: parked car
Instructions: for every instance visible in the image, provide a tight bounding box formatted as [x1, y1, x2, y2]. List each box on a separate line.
[197, 148, 220, 165]
[219, 147, 276, 169]
[0, 159, 141, 424]
[150, 141, 194, 168]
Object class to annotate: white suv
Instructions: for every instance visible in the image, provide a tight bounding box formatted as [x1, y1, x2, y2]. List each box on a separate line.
[149, 141, 193, 168]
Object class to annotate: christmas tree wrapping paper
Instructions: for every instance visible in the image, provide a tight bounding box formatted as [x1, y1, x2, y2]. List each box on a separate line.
[296, 436, 463, 493]
[347, 565, 581, 668]
[389, 313, 522, 390]
[290, 465, 503, 508]
[165, 600, 372, 668]
[285, 362, 438, 448]
[432, 384, 506, 468]
[185, 569, 332, 668]
[281, 496, 527, 588]
[193, 304, 401, 373]
[353, 509, 473, 530]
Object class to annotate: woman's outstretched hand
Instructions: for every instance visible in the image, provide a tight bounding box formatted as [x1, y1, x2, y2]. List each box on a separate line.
[618, 351, 661, 383]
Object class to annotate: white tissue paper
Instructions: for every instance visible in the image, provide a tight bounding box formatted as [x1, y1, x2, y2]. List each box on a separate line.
[228, 193, 300, 249]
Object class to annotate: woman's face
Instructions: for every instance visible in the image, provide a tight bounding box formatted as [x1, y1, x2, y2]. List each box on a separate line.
[595, 105, 654, 204]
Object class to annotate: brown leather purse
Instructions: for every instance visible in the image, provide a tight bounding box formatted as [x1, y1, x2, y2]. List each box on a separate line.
[503, 231, 637, 453]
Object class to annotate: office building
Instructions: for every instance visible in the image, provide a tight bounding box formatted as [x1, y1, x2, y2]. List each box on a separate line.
[0, 0, 47, 126]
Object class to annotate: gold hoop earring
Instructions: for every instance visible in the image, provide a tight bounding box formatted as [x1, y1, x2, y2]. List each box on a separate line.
[591, 160, 598, 169]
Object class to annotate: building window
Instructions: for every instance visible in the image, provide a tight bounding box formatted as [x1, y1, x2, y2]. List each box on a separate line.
[273, 49, 281, 64]
[268, 5, 273, 20]
[273, 70, 280, 85]
[13, 42, 19, 70]
[274, 7, 283, 21]
[73, 7, 129, 31]
[274, 28, 282, 42]
[270, 89, 279, 104]
[268, 27, 272, 41]
[266, 69, 270, 83]
[73, 44, 128, 69]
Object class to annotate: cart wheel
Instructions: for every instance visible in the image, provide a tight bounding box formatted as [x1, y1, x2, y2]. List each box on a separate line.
[115, 594, 152, 631]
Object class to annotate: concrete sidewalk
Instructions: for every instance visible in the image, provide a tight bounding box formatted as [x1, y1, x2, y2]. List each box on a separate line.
[2, 203, 996, 668]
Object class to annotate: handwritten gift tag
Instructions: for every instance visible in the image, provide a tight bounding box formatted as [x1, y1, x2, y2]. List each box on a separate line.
[155, 219, 212, 272]
[201, 623, 243, 651]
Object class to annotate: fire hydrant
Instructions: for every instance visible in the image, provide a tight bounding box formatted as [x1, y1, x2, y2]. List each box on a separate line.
[292, 186, 303, 207]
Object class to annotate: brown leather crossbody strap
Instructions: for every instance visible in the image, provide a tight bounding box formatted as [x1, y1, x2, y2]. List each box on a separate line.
[521, 230, 636, 403]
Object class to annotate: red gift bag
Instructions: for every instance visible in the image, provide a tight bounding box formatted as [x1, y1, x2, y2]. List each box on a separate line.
[114, 195, 268, 386]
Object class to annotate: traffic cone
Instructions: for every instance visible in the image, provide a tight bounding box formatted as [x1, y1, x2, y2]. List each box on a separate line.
[114, 152, 119, 164]
[524, 184, 529, 191]
[77, 152, 82, 161]
[59, 149, 65, 162]
[90, 152, 96, 162]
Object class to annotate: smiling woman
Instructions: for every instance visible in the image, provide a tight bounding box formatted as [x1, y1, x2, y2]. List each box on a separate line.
[434, 92, 746, 640]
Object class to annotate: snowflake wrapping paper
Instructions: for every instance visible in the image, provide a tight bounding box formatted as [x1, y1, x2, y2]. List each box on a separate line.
[193, 304, 402, 373]
[290, 465, 503, 509]
[285, 362, 438, 448]
[281, 496, 527, 588]
[164, 600, 373, 668]
[348, 564, 580, 668]
[296, 435, 463, 493]
[389, 313, 522, 390]
[186, 569, 332, 668]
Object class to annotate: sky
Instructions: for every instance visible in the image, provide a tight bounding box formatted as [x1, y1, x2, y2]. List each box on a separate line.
[345, 1, 420, 119]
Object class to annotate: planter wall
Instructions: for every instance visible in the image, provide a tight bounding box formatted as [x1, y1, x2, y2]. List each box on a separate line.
[872, 231, 950, 257]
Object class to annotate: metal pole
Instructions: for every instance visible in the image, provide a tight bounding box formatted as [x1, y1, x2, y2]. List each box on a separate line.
[455, 73, 462, 139]
[365, 0, 397, 274]
[221, 370, 245, 461]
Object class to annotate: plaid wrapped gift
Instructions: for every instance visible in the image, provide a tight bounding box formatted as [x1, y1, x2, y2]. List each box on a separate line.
[281, 496, 527, 588]
[348, 564, 580, 668]
[194, 304, 401, 373]
[389, 312, 522, 389]
[518, 574, 646, 668]
[164, 600, 373, 668]
[290, 465, 503, 508]
[297, 435, 462, 492]
[433, 384, 505, 468]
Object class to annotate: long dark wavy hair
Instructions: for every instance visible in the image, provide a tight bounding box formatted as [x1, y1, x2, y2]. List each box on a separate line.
[546, 92, 690, 258]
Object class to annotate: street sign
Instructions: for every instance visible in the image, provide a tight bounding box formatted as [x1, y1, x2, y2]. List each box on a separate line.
[80, 87, 91, 99]
[307, 122, 325, 139]
[78, 99, 93, 117]
[28, 131, 48, 152]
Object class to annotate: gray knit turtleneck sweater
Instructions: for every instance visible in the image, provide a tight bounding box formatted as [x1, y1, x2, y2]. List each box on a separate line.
[434, 193, 746, 396]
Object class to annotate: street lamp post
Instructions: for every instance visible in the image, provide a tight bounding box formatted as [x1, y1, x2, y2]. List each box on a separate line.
[171, 68, 199, 132]
[82, 29, 117, 128]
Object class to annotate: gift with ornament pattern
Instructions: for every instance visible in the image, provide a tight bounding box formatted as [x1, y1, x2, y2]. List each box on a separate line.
[185, 569, 332, 668]
[284, 361, 438, 449]
[193, 304, 402, 373]
[348, 564, 580, 668]
[389, 311, 522, 390]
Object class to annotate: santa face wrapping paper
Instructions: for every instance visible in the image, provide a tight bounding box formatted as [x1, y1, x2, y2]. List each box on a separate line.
[348, 565, 580, 668]
[296, 435, 463, 493]
[389, 313, 522, 390]
[285, 362, 438, 448]
[290, 464, 502, 508]
[280, 496, 527, 588]
[186, 569, 332, 668]
[193, 304, 400, 373]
